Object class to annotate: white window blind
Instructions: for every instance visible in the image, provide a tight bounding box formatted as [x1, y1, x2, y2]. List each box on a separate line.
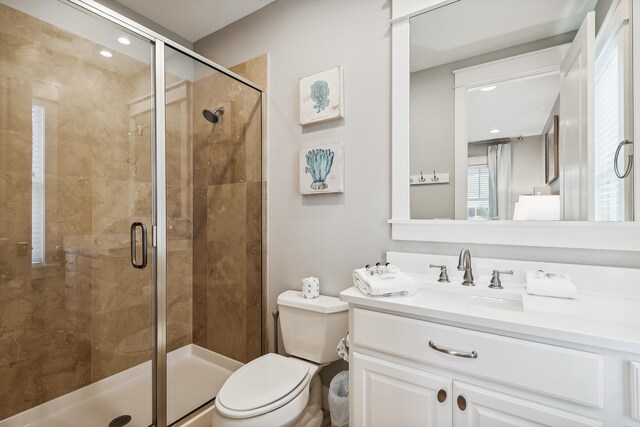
[594, 40, 622, 221]
[32, 104, 45, 264]
[594, 0, 632, 221]
[468, 161, 489, 220]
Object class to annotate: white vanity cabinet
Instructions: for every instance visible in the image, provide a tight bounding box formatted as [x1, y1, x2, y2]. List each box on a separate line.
[452, 382, 600, 427]
[352, 349, 601, 426]
[349, 308, 612, 427]
[352, 352, 452, 426]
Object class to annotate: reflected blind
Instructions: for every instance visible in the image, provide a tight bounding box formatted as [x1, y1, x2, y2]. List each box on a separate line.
[468, 163, 489, 219]
[594, 44, 621, 221]
[32, 104, 45, 264]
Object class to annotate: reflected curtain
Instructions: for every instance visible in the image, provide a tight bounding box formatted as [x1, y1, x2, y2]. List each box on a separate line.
[488, 143, 512, 220]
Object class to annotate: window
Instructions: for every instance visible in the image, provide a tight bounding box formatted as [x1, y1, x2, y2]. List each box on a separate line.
[468, 157, 489, 219]
[594, 45, 621, 221]
[32, 104, 45, 264]
[594, 0, 631, 221]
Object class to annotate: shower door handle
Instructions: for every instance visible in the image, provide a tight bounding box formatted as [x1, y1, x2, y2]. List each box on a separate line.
[130, 222, 148, 269]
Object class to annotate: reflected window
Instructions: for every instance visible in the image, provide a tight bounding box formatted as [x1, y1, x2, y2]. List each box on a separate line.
[594, 43, 622, 221]
[468, 157, 489, 220]
[594, 0, 632, 221]
[31, 104, 45, 264]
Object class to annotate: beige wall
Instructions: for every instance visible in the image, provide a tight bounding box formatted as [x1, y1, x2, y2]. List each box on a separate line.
[510, 136, 546, 213]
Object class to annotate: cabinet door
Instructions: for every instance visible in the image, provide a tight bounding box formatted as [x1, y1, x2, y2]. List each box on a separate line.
[352, 352, 452, 427]
[453, 381, 602, 427]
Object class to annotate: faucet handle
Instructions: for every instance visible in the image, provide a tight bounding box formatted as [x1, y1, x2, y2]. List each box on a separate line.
[489, 269, 513, 289]
[429, 264, 450, 283]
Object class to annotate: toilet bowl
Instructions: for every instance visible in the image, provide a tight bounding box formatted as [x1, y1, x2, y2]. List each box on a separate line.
[213, 291, 348, 427]
[213, 354, 319, 427]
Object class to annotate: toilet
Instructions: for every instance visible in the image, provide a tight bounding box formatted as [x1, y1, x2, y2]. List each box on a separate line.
[213, 290, 348, 427]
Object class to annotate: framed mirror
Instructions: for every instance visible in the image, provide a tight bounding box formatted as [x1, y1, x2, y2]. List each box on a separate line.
[390, 0, 640, 250]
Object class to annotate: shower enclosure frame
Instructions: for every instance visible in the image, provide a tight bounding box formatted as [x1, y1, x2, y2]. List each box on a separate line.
[58, 1, 265, 426]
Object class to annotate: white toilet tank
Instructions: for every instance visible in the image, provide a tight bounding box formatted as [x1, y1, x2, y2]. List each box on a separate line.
[277, 290, 348, 364]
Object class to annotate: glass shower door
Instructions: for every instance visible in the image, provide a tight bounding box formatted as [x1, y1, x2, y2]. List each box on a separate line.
[0, 1, 155, 425]
[163, 45, 263, 424]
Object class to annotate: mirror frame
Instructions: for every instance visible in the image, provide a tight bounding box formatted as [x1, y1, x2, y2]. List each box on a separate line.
[390, 0, 640, 252]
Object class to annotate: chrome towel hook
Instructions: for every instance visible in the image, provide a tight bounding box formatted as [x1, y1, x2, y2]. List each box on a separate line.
[614, 140, 633, 179]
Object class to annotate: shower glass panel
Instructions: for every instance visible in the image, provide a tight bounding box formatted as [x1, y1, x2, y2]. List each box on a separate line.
[0, 0, 154, 425]
[164, 45, 263, 424]
[1, 1, 264, 425]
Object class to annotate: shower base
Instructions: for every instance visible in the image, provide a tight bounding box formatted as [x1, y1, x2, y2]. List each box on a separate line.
[0, 344, 241, 427]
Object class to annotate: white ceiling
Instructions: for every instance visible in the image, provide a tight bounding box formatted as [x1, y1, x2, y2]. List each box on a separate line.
[115, 0, 277, 42]
[410, 0, 597, 72]
[467, 73, 560, 142]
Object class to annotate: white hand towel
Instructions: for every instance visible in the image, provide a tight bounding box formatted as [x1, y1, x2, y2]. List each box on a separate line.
[352, 265, 417, 297]
[525, 270, 577, 299]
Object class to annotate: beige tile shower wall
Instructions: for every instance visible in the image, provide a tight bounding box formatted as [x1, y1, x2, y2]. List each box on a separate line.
[166, 81, 194, 352]
[0, 6, 97, 417]
[192, 56, 264, 364]
[0, 4, 192, 419]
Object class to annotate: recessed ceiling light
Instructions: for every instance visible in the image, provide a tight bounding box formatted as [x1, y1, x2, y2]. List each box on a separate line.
[480, 85, 496, 92]
[118, 36, 131, 45]
[489, 129, 501, 134]
[99, 49, 112, 58]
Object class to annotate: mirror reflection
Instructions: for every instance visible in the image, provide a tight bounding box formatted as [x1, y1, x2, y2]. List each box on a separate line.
[409, 0, 635, 221]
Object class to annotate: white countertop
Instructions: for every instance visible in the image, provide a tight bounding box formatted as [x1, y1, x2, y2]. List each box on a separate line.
[340, 273, 640, 354]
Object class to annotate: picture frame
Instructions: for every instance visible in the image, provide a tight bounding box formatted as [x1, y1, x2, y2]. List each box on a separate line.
[544, 114, 559, 184]
[299, 143, 344, 195]
[299, 66, 344, 126]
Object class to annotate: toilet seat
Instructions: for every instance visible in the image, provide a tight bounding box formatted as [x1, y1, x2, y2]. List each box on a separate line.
[216, 353, 315, 419]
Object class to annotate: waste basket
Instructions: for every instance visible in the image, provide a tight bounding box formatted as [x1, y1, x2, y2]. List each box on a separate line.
[328, 370, 349, 427]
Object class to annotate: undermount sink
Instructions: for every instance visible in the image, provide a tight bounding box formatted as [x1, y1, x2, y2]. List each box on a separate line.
[412, 277, 524, 312]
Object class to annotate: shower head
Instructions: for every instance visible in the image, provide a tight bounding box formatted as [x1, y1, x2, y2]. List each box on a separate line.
[202, 107, 224, 124]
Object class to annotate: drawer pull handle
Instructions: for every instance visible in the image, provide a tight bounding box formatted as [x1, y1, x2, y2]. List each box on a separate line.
[428, 340, 478, 359]
[437, 389, 447, 403]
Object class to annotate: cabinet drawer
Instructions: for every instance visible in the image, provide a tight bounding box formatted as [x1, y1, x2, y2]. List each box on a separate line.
[352, 308, 603, 407]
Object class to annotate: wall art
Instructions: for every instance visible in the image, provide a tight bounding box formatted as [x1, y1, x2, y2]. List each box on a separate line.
[299, 143, 344, 194]
[299, 66, 344, 125]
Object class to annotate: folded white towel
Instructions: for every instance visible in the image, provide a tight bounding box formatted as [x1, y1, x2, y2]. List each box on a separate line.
[525, 270, 577, 299]
[352, 265, 417, 297]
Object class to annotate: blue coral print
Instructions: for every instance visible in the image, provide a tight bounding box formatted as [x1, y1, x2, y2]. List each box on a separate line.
[305, 148, 334, 190]
[310, 80, 330, 113]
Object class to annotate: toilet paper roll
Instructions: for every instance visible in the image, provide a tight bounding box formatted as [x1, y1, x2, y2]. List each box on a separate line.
[301, 276, 320, 299]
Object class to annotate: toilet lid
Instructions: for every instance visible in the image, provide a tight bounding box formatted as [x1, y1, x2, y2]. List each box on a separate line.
[217, 353, 311, 414]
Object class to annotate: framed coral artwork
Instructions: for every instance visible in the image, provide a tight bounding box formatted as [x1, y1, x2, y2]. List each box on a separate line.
[299, 66, 344, 125]
[299, 143, 344, 195]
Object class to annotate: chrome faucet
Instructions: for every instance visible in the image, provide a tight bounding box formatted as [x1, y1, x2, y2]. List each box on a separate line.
[457, 249, 474, 286]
